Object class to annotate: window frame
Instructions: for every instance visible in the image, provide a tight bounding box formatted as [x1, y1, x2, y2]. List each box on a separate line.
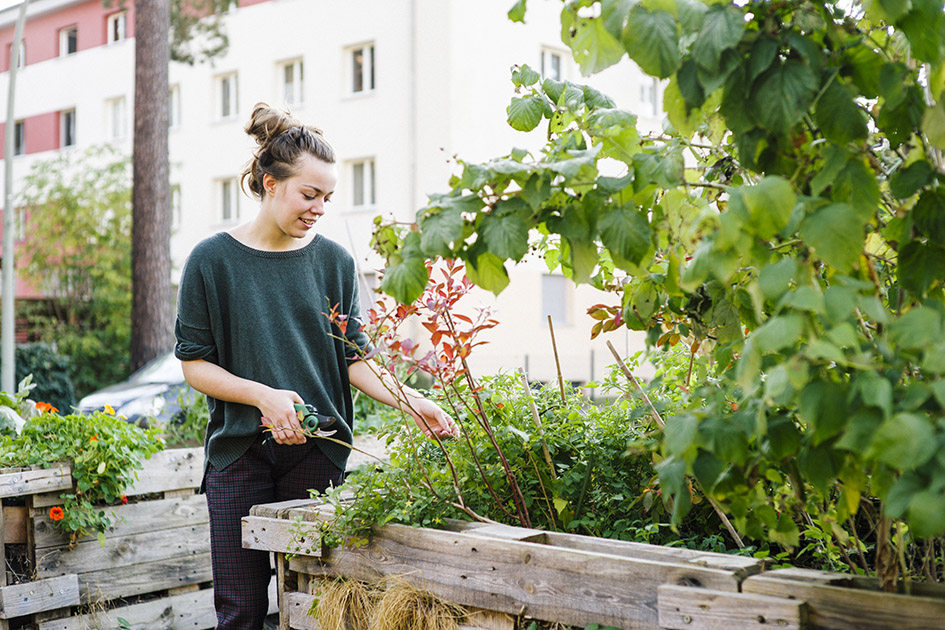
[351, 158, 376, 209]
[279, 58, 304, 107]
[13, 120, 25, 156]
[106, 11, 127, 44]
[169, 84, 182, 130]
[217, 72, 239, 120]
[60, 108, 76, 149]
[105, 96, 127, 141]
[349, 43, 375, 95]
[59, 25, 78, 57]
[541, 47, 563, 81]
[219, 178, 239, 223]
[541, 273, 573, 326]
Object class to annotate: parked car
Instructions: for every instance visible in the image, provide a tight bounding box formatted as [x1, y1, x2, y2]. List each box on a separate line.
[76, 352, 192, 425]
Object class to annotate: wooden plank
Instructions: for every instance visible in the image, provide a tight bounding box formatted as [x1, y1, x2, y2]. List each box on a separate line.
[123, 448, 204, 497]
[657, 585, 808, 630]
[0, 466, 71, 499]
[249, 499, 324, 520]
[742, 574, 945, 630]
[32, 493, 208, 550]
[243, 515, 322, 557]
[36, 523, 209, 577]
[762, 568, 945, 599]
[2, 506, 26, 544]
[461, 607, 516, 630]
[285, 522, 745, 629]
[74, 553, 214, 604]
[286, 592, 319, 630]
[0, 574, 79, 619]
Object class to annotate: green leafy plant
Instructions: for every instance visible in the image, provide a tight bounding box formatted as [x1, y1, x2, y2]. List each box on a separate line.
[369, 0, 945, 586]
[0, 404, 163, 545]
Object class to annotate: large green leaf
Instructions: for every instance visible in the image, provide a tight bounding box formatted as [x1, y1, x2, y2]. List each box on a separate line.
[598, 204, 652, 266]
[868, 412, 937, 470]
[381, 233, 430, 304]
[750, 59, 818, 136]
[889, 305, 944, 350]
[633, 149, 684, 190]
[922, 101, 945, 149]
[752, 313, 804, 354]
[507, 95, 548, 132]
[815, 79, 868, 145]
[465, 251, 510, 295]
[691, 4, 745, 71]
[480, 210, 529, 262]
[833, 158, 880, 219]
[569, 16, 628, 75]
[889, 160, 933, 199]
[419, 208, 464, 257]
[508, 0, 527, 23]
[907, 490, 945, 537]
[622, 6, 681, 79]
[898, 0, 945, 64]
[737, 176, 796, 239]
[898, 241, 945, 296]
[799, 203, 864, 272]
[912, 188, 945, 244]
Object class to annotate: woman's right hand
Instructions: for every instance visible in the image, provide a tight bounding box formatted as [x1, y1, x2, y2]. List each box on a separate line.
[257, 387, 306, 445]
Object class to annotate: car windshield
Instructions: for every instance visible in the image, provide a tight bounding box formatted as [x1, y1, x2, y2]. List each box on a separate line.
[127, 353, 184, 385]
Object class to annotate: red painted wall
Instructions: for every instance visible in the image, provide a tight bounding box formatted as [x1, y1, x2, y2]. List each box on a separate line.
[0, 0, 137, 72]
[0, 111, 59, 159]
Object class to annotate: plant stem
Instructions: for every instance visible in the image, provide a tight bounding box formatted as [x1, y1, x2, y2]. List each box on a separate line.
[547, 316, 566, 404]
[519, 371, 557, 480]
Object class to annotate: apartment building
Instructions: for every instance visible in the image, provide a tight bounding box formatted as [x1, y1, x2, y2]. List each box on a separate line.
[0, 0, 661, 385]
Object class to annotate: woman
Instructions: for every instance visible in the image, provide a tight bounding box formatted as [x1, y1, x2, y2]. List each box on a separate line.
[174, 103, 457, 629]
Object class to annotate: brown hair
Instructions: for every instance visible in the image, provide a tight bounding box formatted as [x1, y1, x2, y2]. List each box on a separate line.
[240, 102, 335, 200]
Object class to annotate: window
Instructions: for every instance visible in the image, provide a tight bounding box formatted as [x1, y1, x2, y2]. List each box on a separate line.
[541, 274, 572, 326]
[351, 44, 374, 93]
[171, 184, 182, 230]
[59, 25, 77, 56]
[8, 39, 24, 70]
[280, 59, 304, 106]
[105, 96, 127, 141]
[351, 159, 375, 208]
[13, 121, 24, 156]
[219, 178, 239, 222]
[106, 12, 126, 44]
[169, 84, 181, 129]
[640, 78, 658, 116]
[60, 109, 76, 148]
[541, 48, 562, 81]
[217, 73, 238, 119]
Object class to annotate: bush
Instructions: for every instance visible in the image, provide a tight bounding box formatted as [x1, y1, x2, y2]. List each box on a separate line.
[3, 343, 77, 414]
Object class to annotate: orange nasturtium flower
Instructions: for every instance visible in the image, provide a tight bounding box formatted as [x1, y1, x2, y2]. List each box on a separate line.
[103, 404, 116, 416]
[121, 495, 128, 505]
[89, 434, 99, 443]
[49, 506, 65, 522]
[36, 402, 59, 413]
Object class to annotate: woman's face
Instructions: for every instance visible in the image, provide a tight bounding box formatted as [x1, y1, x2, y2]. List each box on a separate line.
[263, 154, 337, 239]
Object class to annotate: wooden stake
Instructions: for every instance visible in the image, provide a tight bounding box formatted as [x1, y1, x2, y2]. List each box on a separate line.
[548, 316, 566, 404]
[519, 372, 557, 480]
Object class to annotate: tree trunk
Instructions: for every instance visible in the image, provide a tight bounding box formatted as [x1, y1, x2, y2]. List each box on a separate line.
[131, 0, 172, 371]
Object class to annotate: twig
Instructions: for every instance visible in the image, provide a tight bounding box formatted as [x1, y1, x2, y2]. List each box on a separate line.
[519, 371, 557, 480]
[548, 316, 566, 404]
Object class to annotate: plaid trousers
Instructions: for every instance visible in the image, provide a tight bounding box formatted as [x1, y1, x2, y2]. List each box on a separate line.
[204, 434, 343, 630]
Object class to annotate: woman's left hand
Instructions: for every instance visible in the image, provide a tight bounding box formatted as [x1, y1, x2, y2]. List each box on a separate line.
[410, 398, 460, 440]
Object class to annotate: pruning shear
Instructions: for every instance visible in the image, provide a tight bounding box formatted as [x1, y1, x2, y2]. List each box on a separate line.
[262, 403, 338, 445]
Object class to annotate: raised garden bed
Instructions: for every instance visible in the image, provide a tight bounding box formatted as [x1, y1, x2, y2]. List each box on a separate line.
[244, 499, 945, 630]
[0, 447, 275, 628]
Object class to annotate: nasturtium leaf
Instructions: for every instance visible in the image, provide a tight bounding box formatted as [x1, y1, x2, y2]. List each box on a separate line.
[868, 412, 937, 470]
[890, 160, 934, 198]
[691, 4, 745, 71]
[569, 16, 628, 75]
[815, 80, 868, 145]
[889, 305, 945, 350]
[799, 203, 864, 272]
[750, 59, 818, 136]
[507, 95, 548, 132]
[922, 102, 945, 149]
[738, 176, 796, 240]
[465, 251, 510, 295]
[599, 204, 652, 266]
[912, 188, 945, 244]
[419, 208, 463, 257]
[480, 211, 529, 262]
[907, 490, 945, 538]
[622, 6, 681, 79]
[752, 314, 803, 354]
[898, 241, 945, 296]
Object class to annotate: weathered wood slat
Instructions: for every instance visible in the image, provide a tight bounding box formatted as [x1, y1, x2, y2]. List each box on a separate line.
[243, 515, 322, 558]
[657, 584, 808, 630]
[73, 552, 214, 604]
[761, 567, 945, 600]
[2, 506, 25, 544]
[0, 466, 71, 499]
[32, 493, 208, 550]
[742, 574, 945, 630]
[282, 521, 744, 629]
[37, 576, 278, 630]
[36, 524, 209, 577]
[287, 592, 318, 630]
[122, 447, 204, 497]
[0, 574, 79, 619]
[249, 499, 324, 520]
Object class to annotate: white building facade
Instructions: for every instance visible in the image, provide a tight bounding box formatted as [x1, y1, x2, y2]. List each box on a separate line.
[0, 0, 661, 386]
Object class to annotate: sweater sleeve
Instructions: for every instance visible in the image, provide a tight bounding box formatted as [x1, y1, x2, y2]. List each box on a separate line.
[174, 253, 218, 364]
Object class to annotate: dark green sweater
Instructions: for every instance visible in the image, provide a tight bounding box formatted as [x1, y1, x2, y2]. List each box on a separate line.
[174, 232, 371, 474]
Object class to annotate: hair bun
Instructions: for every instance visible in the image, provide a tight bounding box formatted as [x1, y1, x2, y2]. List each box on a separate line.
[245, 102, 301, 146]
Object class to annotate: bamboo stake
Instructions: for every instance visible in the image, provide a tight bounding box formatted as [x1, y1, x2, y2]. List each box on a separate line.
[520, 371, 557, 480]
[548, 316, 566, 404]
[606, 340, 745, 549]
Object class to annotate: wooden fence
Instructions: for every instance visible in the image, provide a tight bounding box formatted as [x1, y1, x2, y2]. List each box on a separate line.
[244, 499, 945, 630]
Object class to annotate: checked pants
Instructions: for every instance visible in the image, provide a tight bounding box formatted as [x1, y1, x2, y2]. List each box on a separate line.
[204, 435, 343, 630]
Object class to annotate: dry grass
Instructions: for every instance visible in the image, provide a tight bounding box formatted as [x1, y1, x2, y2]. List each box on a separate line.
[310, 577, 378, 630]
